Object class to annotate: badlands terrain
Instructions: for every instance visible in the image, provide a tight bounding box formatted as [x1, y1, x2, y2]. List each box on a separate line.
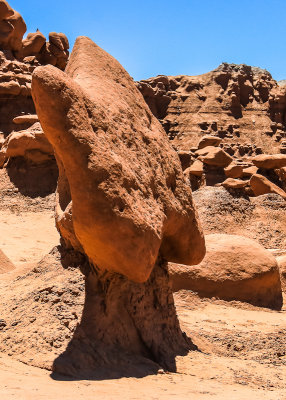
[1, 1, 286, 399]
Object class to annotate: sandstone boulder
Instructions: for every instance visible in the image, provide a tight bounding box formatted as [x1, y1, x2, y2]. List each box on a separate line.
[22, 31, 46, 58]
[250, 174, 286, 200]
[197, 146, 233, 167]
[198, 135, 222, 149]
[220, 178, 248, 189]
[243, 165, 258, 177]
[169, 234, 282, 309]
[252, 154, 286, 169]
[0, 122, 54, 166]
[13, 114, 39, 125]
[0, 249, 15, 273]
[185, 159, 204, 177]
[32, 36, 205, 283]
[224, 163, 243, 178]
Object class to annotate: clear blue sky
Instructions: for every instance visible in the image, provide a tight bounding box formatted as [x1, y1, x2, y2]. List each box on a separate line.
[9, 0, 286, 81]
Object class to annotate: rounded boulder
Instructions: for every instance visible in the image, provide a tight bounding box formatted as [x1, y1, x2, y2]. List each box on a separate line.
[169, 234, 282, 309]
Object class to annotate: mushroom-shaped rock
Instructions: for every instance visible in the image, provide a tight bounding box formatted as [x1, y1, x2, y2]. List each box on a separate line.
[250, 174, 286, 200]
[253, 154, 286, 169]
[0, 249, 15, 273]
[32, 36, 205, 283]
[198, 135, 222, 150]
[169, 234, 283, 309]
[32, 36, 205, 374]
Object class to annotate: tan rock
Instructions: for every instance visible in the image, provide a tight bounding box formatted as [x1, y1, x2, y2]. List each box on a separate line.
[22, 31, 46, 57]
[252, 154, 286, 169]
[32, 36, 205, 283]
[243, 165, 258, 177]
[186, 159, 204, 177]
[198, 135, 222, 149]
[169, 234, 282, 309]
[198, 146, 233, 167]
[250, 174, 286, 199]
[0, 122, 54, 166]
[220, 178, 248, 189]
[224, 163, 243, 178]
[13, 114, 39, 125]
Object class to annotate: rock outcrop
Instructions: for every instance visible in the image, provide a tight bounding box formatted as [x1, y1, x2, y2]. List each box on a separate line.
[0, 1, 69, 69]
[0, 122, 54, 166]
[137, 63, 286, 155]
[32, 36, 205, 373]
[169, 234, 282, 309]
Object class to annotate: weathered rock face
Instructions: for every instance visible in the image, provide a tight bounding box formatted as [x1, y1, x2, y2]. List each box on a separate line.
[32, 36, 205, 283]
[137, 63, 286, 155]
[0, 1, 26, 52]
[0, 122, 54, 166]
[31, 36, 205, 374]
[0, 51, 35, 135]
[169, 234, 283, 309]
[0, 1, 69, 70]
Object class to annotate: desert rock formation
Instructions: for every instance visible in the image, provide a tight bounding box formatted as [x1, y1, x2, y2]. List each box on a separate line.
[31, 36, 205, 374]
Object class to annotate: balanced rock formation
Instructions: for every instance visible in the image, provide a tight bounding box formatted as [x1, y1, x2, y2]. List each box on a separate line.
[169, 234, 282, 309]
[32, 36, 205, 373]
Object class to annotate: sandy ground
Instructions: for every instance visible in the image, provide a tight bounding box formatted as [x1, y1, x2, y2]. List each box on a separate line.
[0, 187, 286, 399]
[0, 210, 59, 266]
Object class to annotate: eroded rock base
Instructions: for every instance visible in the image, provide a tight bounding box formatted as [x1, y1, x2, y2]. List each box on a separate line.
[53, 257, 192, 379]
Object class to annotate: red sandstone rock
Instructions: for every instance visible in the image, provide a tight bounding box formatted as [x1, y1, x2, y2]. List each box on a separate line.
[0, 1, 26, 52]
[138, 64, 286, 155]
[0, 122, 54, 166]
[185, 160, 204, 177]
[252, 154, 286, 169]
[250, 174, 286, 199]
[197, 135, 222, 149]
[169, 234, 282, 309]
[13, 114, 39, 125]
[220, 178, 248, 189]
[32, 36, 205, 283]
[224, 163, 243, 178]
[22, 31, 46, 58]
[243, 165, 258, 177]
[197, 146, 233, 167]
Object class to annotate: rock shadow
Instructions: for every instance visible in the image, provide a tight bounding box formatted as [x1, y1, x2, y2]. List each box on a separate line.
[6, 157, 58, 198]
[50, 249, 198, 381]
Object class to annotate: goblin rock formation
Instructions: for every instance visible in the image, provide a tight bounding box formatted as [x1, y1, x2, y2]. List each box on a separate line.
[0, 0, 69, 174]
[31, 36, 205, 374]
[137, 63, 286, 155]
